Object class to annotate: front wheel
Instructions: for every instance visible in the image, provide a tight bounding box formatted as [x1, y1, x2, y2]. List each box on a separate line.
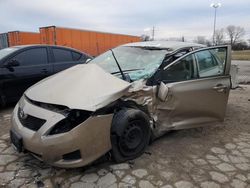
[111, 108, 151, 162]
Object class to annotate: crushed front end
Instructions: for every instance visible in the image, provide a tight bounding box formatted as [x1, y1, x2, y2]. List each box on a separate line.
[10, 96, 113, 168]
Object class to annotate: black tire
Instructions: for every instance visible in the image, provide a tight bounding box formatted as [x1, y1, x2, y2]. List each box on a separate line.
[0, 92, 6, 108]
[111, 108, 151, 162]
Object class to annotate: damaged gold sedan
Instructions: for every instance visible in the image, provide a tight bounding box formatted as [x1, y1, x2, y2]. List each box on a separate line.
[10, 41, 231, 168]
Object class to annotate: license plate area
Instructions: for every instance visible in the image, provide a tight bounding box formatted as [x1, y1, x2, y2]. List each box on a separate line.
[10, 130, 23, 152]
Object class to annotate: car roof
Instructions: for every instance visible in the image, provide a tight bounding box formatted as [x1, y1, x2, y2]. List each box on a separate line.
[9, 44, 88, 54]
[122, 41, 205, 51]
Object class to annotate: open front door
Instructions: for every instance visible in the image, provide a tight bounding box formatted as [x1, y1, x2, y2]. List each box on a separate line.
[156, 46, 231, 132]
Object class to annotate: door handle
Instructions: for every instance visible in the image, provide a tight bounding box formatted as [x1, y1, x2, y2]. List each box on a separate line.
[41, 69, 48, 74]
[213, 84, 228, 93]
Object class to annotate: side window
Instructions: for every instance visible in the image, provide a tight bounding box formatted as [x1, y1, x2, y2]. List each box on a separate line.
[162, 48, 192, 67]
[12, 48, 48, 66]
[72, 51, 82, 61]
[195, 48, 226, 78]
[52, 48, 73, 62]
[162, 54, 195, 83]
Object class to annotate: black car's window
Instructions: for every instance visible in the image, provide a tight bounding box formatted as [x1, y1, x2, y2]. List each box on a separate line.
[195, 48, 226, 78]
[162, 54, 195, 83]
[0, 47, 19, 59]
[53, 48, 73, 62]
[12, 48, 48, 66]
[72, 51, 82, 61]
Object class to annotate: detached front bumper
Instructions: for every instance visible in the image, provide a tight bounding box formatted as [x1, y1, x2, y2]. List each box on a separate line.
[11, 97, 113, 168]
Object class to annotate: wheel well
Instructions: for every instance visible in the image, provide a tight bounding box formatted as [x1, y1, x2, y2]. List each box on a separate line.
[118, 100, 150, 116]
[94, 99, 150, 117]
[116, 101, 156, 140]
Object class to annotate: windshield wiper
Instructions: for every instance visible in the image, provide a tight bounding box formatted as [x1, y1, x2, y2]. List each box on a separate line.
[111, 68, 142, 74]
[110, 49, 126, 80]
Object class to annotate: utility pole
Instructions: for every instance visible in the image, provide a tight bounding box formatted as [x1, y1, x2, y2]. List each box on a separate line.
[210, 3, 221, 45]
[152, 26, 155, 41]
[144, 26, 155, 41]
[181, 36, 185, 42]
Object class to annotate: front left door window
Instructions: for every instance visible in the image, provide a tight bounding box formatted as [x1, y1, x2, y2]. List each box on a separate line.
[14, 48, 48, 66]
[161, 54, 196, 83]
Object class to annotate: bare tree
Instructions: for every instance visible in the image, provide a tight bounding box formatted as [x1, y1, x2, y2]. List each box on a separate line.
[226, 25, 245, 47]
[141, 34, 150, 41]
[195, 36, 207, 45]
[214, 29, 224, 45]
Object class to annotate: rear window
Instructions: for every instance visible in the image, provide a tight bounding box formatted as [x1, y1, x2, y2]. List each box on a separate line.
[53, 48, 73, 62]
[72, 51, 82, 61]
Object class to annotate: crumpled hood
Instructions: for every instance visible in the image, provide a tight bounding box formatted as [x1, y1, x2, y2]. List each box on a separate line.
[25, 64, 131, 111]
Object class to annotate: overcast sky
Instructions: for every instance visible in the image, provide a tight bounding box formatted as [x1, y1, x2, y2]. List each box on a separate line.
[1, 0, 249, 41]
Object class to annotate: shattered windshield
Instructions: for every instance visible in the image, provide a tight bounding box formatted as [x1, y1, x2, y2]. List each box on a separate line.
[89, 46, 168, 81]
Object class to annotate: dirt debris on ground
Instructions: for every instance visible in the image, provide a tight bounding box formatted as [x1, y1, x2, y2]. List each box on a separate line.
[0, 86, 250, 188]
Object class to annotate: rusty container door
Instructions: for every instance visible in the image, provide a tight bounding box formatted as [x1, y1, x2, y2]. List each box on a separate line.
[8, 31, 40, 46]
[8, 31, 19, 46]
[40, 26, 56, 45]
[0, 33, 9, 49]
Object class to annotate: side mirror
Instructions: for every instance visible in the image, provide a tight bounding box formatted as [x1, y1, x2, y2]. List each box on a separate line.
[157, 82, 170, 102]
[124, 73, 131, 82]
[5, 59, 20, 68]
[86, 58, 92, 63]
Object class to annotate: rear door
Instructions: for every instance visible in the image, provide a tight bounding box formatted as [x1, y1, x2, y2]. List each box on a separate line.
[1, 47, 52, 102]
[156, 46, 231, 131]
[51, 47, 89, 73]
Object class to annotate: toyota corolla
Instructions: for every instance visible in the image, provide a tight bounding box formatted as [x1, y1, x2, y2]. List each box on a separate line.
[10, 41, 231, 168]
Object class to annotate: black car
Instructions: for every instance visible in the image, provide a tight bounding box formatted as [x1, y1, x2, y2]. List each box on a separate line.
[0, 45, 92, 106]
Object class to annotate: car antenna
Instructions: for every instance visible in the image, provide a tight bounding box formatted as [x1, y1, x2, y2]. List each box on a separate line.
[110, 49, 126, 81]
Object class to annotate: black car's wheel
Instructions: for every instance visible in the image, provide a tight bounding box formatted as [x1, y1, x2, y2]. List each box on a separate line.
[0, 92, 6, 108]
[111, 108, 151, 162]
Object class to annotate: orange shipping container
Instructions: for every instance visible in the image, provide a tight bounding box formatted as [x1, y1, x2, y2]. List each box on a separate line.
[8, 31, 40, 46]
[40, 26, 141, 56]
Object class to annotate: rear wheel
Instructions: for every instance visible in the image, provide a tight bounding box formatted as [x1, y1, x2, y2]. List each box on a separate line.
[0, 92, 6, 108]
[111, 108, 151, 162]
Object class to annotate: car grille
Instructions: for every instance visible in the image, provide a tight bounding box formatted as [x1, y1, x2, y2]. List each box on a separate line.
[18, 108, 46, 131]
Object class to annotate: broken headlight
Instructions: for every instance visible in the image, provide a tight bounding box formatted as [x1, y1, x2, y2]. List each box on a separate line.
[49, 110, 92, 135]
